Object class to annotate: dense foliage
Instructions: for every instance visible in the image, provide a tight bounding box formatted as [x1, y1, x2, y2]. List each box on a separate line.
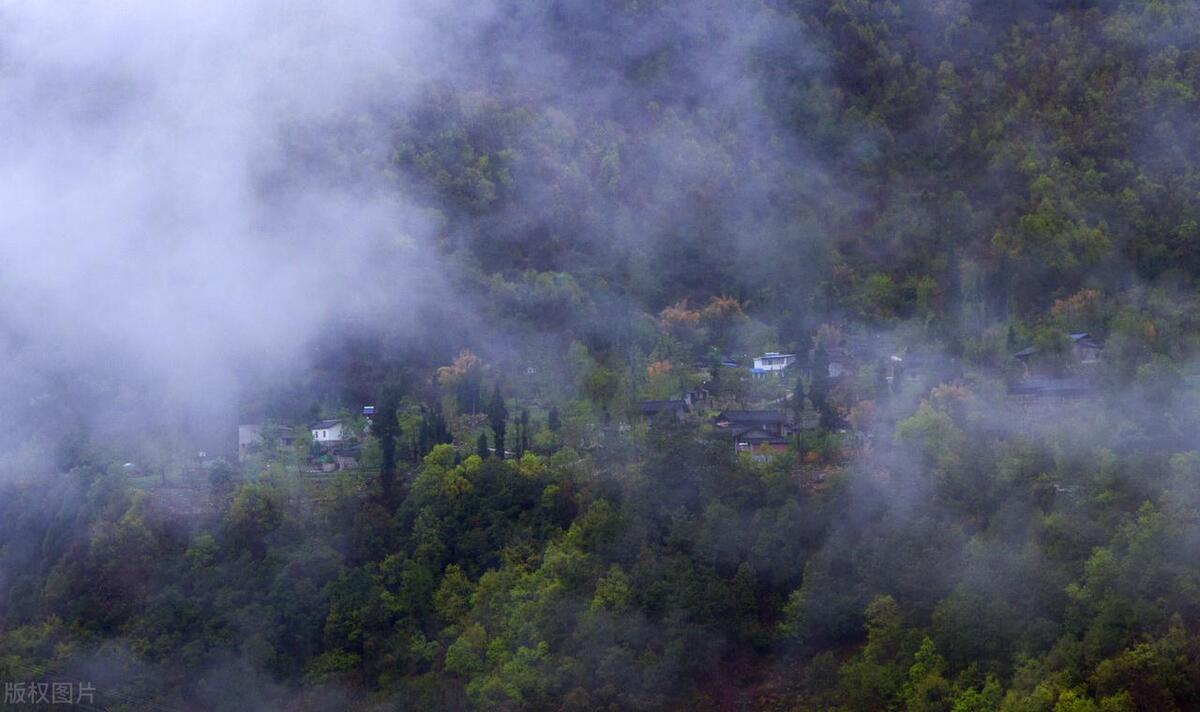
[7, 1, 1200, 709]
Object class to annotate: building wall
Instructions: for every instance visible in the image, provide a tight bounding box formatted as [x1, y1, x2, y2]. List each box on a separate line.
[312, 423, 344, 442]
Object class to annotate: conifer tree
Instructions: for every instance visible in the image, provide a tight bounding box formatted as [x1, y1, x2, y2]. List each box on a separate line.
[487, 385, 508, 459]
[374, 386, 400, 506]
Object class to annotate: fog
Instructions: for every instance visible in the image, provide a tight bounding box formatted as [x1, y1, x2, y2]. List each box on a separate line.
[0, 1, 478, 456]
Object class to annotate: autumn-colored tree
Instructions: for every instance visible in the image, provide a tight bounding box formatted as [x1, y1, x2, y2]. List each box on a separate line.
[701, 295, 748, 350]
[1050, 288, 1102, 331]
[438, 349, 486, 414]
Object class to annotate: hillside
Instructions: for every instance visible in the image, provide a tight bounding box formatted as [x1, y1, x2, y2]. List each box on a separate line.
[5, 1, 1200, 710]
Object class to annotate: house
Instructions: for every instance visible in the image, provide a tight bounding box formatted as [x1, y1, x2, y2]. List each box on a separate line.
[1008, 334, 1103, 399]
[713, 410, 793, 457]
[1014, 333, 1104, 369]
[751, 352, 796, 379]
[311, 419, 345, 444]
[713, 410, 791, 437]
[637, 400, 690, 422]
[733, 429, 791, 456]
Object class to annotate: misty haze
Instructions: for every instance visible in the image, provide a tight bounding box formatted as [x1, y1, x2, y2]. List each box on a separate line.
[4, 1, 1200, 710]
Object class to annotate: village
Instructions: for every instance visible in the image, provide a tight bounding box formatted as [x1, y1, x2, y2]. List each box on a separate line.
[631, 328, 1106, 464]
[220, 326, 1109, 485]
[103, 311, 1114, 522]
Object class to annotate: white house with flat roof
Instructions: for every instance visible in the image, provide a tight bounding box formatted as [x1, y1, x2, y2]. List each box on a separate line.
[751, 352, 796, 379]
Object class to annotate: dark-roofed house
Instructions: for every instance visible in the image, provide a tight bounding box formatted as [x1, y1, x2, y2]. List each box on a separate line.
[638, 400, 690, 422]
[1014, 333, 1104, 367]
[1008, 332, 1104, 400]
[711, 411, 793, 457]
[732, 428, 791, 456]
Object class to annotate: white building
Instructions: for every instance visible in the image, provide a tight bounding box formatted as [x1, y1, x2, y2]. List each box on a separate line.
[310, 419, 345, 444]
[751, 352, 796, 378]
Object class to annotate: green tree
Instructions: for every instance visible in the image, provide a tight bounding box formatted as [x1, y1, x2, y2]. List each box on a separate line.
[374, 386, 401, 506]
[487, 386, 508, 459]
[810, 345, 832, 424]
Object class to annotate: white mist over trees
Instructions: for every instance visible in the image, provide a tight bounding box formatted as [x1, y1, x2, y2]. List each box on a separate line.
[0, 1, 461, 455]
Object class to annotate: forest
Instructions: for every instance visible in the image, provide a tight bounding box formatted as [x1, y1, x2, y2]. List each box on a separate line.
[5, 0, 1200, 710]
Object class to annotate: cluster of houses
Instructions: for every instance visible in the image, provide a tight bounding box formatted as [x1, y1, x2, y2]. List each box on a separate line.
[737, 333, 1106, 399]
[231, 332, 1108, 471]
[237, 407, 373, 471]
[634, 331, 1109, 457]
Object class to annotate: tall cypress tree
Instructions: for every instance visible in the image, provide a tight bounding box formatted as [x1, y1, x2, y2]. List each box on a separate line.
[487, 385, 508, 459]
[792, 374, 806, 419]
[375, 386, 400, 506]
[432, 406, 452, 444]
[810, 345, 833, 426]
[810, 346, 830, 406]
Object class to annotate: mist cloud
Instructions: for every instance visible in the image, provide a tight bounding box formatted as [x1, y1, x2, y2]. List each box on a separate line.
[0, 1, 495, 450]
